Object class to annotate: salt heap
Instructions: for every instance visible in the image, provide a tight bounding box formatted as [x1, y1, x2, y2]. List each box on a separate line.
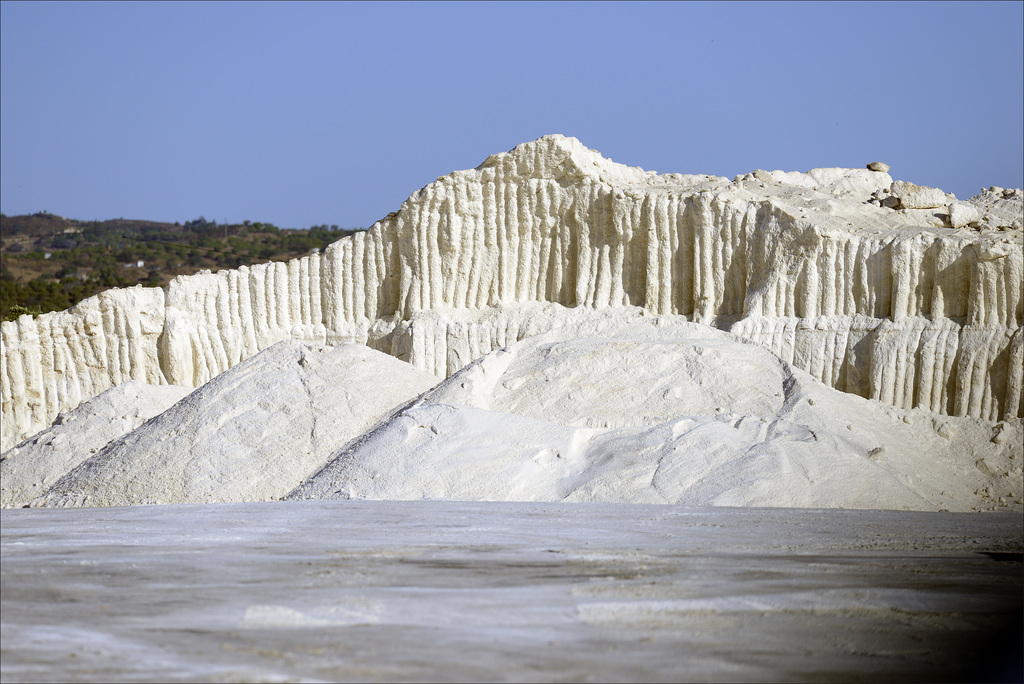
[3, 135, 1021, 452]
[33, 341, 438, 507]
[1, 135, 1021, 512]
[0, 381, 192, 507]
[290, 309, 1022, 511]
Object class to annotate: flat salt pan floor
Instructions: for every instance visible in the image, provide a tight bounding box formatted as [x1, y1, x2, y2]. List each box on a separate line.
[1, 501, 1021, 683]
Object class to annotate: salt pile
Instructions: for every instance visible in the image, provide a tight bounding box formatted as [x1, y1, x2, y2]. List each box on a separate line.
[0, 381, 192, 507]
[1, 135, 1021, 512]
[4, 135, 1022, 452]
[290, 311, 1022, 511]
[33, 341, 438, 507]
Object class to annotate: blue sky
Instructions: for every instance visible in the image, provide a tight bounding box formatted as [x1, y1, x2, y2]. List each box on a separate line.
[2, 1, 1022, 229]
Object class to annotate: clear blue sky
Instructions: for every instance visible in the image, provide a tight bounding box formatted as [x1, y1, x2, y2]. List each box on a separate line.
[2, 1, 1022, 229]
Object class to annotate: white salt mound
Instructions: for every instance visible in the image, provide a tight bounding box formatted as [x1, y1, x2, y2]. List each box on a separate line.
[34, 341, 439, 507]
[3, 136, 1021, 513]
[417, 310, 788, 428]
[1, 381, 193, 508]
[5, 135, 1022, 451]
[290, 316, 1022, 511]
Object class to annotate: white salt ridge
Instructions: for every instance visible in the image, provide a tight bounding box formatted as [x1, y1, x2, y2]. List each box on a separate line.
[34, 341, 439, 508]
[290, 315, 1022, 512]
[0, 381, 193, 508]
[4, 135, 1022, 449]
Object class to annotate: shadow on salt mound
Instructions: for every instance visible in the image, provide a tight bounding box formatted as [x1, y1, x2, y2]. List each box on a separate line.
[417, 318, 789, 428]
[290, 324, 1023, 512]
[33, 341, 440, 508]
[1, 381, 193, 508]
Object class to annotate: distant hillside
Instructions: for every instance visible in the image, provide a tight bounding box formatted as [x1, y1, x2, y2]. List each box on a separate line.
[0, 212, 362, 320]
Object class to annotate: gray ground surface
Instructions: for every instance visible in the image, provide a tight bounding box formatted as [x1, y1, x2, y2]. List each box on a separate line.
[2, 501, 1021, 682]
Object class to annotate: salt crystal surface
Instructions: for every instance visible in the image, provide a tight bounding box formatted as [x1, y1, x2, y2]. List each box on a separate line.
[2, 501, 1020, 682]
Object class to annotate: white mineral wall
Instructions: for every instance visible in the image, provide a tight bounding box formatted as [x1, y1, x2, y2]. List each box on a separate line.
[153, 223, 405, 389]
[2, 135, 1021, 450]
[741, 213, 1022, 326]
[730, 315, 1022, 421]
[2, 287, 166, 451]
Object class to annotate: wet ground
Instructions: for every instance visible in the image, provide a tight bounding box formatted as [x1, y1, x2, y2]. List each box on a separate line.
[2, 501, 1021, 682]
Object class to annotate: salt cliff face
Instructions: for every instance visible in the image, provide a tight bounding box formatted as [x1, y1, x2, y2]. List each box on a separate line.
[2, 135, 1022, 451]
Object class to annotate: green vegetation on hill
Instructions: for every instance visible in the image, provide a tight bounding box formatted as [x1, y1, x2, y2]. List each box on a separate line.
[0, 212, 362, 321]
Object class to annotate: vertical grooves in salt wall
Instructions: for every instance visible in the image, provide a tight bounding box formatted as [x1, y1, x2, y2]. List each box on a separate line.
[2, 136, 1021, 449]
